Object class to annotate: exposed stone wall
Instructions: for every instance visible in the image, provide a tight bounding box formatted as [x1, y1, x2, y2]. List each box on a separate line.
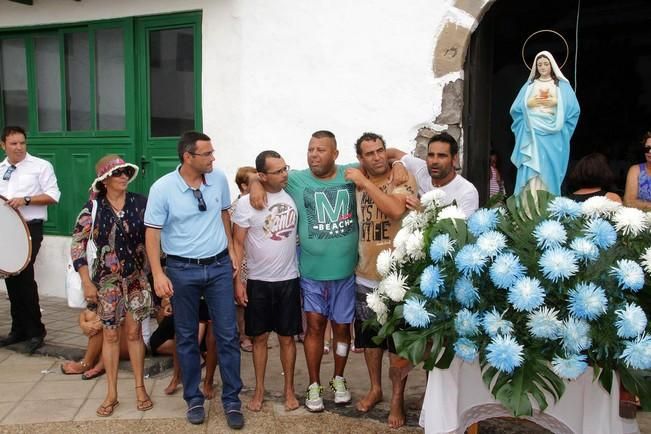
[414, 0, 495, 169]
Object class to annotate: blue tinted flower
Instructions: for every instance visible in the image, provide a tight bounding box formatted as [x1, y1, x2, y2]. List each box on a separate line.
[568, 282, 607, 320]
[533, 220, 567, 250]
[561, 317, 592, 354]
[570, 237, 599, 263]
[454, 308, 481, 336]
[551, 353, 588, 380]
[547, 197, 582, 220]
[615, 303, 648, 338]
[584, 218, 617, 249]
[527, 307, 562, 339]
[429, 233, 455, 263]
[489, 252, 525, 289]
[403, 298, 432, 328]
[455, 244, 487, 277]
[539, 247, 578, 282]
[486, 335, 524, 373]
[508, 277, 545, 312]
[610, 259, 645, 292]
[467, 208, 499, 237]
[420, 265, 445, 298]
[482, 308, 514, 337]
[476, 231, 507, 258]
[454, 276, 479, 308]
[620, 334, 651, 370]
[454, 337, 478, 362]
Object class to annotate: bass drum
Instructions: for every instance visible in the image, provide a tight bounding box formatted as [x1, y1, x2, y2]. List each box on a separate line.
[0, 195, 31, 278]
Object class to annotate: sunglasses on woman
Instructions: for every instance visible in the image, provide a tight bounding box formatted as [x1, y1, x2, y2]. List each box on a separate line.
[110, 168, 134, 178]
[644, 146, 651, 153]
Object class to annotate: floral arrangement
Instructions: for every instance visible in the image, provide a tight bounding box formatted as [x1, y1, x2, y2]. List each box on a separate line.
[370, 189, 651, 416]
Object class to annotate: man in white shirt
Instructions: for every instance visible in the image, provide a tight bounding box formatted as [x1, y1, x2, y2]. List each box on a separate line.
[0, 126, 60, 353]
[232, 150, 301, 413]
[388, 132, 478, 217]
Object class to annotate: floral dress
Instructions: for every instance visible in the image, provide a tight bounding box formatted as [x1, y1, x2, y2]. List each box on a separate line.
[71, 192, 152, 328]
[638, 163, 651, 201]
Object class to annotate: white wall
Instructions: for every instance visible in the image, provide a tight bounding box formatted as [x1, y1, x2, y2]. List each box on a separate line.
[0, 0, 452, 297]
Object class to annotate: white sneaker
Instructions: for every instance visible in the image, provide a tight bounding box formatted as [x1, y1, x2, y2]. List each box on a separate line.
[305, 382, 324, 412]
[329, 376, 352, 405]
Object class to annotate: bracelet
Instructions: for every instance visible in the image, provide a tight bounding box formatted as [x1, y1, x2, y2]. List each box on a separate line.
[391, 160, 405, 167]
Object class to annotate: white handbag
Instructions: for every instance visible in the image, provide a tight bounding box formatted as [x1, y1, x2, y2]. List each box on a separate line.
[66, 200, 98, 308]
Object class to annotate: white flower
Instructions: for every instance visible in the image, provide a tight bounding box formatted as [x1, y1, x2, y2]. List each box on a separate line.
[641, 247, 651, 276]
[376, 249, 394, 277]
[476, 231, 507, 258]
[581, 196, 621, 218]
[366, 290, 388, 316]
[405, 230, 425, 260]
[377, 310, 388, 325]
[379, 272, 409, 302]
[393, 227, 411, 251]
[437, 205, 467, 222]
[421, 189, 447, 209]
[402, 210, 427, 231]
[391, 246, 406, 265]
[613, 207, 648, 236]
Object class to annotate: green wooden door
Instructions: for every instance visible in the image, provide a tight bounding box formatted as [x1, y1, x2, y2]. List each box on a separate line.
[135, 12, 202, 194]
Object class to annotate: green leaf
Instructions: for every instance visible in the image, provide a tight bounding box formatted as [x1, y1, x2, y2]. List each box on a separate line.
[599, 366, 614, 393]
[509, 367, 534, 416]
[434, 345, 455, 369]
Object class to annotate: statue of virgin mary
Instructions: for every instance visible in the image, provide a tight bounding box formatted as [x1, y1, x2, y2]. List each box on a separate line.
[510, 50, 580, 196]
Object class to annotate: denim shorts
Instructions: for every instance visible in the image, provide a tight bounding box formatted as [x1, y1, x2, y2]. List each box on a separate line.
[300, 275, 355, 324]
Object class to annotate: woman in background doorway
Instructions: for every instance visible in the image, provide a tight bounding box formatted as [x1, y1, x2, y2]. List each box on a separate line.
[566, 152, 622, 203]
[624, 131, 651, 210]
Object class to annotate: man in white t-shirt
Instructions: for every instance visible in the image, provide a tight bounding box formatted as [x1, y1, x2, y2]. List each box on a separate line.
[388, 132, 478, 217]
[232, 150, 301, 413]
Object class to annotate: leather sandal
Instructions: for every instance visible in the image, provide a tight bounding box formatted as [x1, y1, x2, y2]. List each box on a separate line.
[135, 385, 153, 411]
[60, 359, 89, 375]
[96, 400, 119, 417]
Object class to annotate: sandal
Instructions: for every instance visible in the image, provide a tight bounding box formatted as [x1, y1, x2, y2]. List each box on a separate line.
[81, 366, 105, 380]
[136, 385, 154, 411]
[96, 400, 119, 417]
[323, 340, 331, 355]
[60, 359, 89, 375]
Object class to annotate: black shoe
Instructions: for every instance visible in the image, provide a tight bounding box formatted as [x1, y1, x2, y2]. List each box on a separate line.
[226, 409, 244, 430]
[0, 333, 26, 347]
[26, 336, 44, 355]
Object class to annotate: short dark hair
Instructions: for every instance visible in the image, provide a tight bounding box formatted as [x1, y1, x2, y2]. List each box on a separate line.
[311, 130, 337, 148]
[255, 150, 282, 173]
[1, 126, 26, 142]
[567, 152, 615, 191]
[354, 132, 386, 156]
[428, 132, 458, 156]
[177, 131, 211, 162]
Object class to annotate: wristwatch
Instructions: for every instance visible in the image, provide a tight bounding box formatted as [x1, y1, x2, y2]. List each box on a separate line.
[24, 196, 31, 206]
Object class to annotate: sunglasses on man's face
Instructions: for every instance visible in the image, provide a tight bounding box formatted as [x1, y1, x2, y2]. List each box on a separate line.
[110, 168, 134, 178]
[192, 188, 207, 212]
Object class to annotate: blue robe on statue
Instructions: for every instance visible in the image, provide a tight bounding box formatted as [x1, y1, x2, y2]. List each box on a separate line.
[510, 79, 580, 196]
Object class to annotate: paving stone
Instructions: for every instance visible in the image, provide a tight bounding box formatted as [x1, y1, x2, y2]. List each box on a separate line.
[1, 399, 85, 425]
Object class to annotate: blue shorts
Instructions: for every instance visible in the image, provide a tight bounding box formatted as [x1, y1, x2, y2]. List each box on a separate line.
[300, 275, 355, 324]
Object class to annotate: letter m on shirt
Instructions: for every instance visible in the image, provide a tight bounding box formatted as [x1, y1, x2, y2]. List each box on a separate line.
[314, 189, 349, 223]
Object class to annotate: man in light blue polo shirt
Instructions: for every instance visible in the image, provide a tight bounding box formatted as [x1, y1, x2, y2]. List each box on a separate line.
[144, 131, 244, 429]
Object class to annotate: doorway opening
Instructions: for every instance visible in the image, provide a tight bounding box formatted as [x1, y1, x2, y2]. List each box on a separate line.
[465, 0, 651, 200]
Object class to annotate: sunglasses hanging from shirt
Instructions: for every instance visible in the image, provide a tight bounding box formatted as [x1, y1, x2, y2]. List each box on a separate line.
[2, 165, 16, 181]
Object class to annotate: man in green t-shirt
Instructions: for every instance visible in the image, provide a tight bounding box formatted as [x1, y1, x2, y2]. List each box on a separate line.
[249, 130, 357, 412]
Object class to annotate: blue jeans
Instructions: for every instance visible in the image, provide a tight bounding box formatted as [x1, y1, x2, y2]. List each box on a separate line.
[166, 256, 242, 411]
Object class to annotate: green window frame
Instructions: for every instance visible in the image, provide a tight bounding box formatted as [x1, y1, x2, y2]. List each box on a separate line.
[0, 12, 202, 235]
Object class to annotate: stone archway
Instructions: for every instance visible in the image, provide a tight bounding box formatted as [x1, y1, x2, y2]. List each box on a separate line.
[413, 0, 495, 161]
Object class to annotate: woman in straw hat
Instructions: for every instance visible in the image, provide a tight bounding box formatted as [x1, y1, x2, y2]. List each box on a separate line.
[71, 154, 153, 416]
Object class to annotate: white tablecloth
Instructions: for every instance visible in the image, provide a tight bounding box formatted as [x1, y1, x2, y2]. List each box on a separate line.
[419, 358, 640, 434]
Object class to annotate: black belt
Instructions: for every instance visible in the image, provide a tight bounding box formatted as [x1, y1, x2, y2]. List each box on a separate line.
[27, 219, 43, 225]
[167, 249, 228, 265]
